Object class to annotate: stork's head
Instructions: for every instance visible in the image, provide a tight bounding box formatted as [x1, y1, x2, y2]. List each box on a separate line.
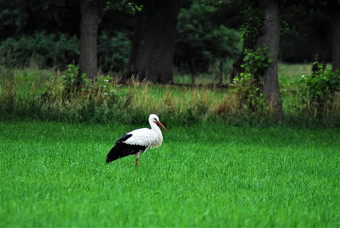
[149, 114, 168, 132]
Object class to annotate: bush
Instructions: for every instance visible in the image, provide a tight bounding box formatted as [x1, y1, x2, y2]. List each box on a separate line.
[98, 32, 131, 73]
[0, 31, 131, 73]
[228, 46, 271, 113]
[241, 46, 272, 77]
[297, 61, 340, 118]
[0, 32, 79, 68]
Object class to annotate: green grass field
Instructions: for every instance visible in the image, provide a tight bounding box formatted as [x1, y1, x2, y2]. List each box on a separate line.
[1, 120, 339, 227]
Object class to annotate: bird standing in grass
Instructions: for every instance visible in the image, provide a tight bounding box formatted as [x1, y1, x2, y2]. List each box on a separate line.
[106, 114, 168, 166]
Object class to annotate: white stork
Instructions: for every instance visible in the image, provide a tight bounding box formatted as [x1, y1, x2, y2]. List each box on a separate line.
[106, 114, 168, 166]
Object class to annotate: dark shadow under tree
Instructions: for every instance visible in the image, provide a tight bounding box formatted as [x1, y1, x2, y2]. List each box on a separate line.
[126, 0, 180, 83]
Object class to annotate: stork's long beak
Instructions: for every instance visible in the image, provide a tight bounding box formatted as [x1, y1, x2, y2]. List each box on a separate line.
[156, 121, 168, 133]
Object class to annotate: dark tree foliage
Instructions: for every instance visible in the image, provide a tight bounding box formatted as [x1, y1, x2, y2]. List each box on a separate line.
[235, 0, 337, 73]
[0, 0, 80, 40]
[231, 1, 263, 80]
[331, 1, 340, 71]
[0, 0, 136, 73]
[1, 0, 337, 79]
[280, 0, 333, 63]
[175, 0, 242, 82]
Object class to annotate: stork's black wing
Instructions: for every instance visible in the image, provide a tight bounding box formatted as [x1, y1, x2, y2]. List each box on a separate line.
[105, 134, 147, 164]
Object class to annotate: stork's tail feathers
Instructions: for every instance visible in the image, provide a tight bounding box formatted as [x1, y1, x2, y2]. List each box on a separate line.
[105, 143, 147, 164]
[106, 145, 128, 163]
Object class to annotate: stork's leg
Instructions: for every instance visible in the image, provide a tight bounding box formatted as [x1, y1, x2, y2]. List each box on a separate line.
[135, 153, 140, 166]
[135, 147, 149, 167]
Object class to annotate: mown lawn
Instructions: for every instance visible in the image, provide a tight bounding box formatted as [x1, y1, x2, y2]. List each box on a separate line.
[0, 120, 339, 227]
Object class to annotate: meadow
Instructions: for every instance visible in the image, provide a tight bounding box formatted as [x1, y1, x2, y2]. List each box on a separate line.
[0, 120, 339, 227]
[0, 63, 339, 226]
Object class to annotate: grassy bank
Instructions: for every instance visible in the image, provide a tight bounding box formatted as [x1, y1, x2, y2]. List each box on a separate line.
[0, 121, 339, 226]
[0, 63, 339, 127]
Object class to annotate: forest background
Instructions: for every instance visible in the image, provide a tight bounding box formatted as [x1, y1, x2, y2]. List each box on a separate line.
[0, 0, 340, 126]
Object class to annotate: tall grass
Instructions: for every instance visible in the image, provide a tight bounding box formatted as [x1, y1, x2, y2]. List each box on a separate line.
[0, 69, 236, 125]
[0, 64, 339, 127]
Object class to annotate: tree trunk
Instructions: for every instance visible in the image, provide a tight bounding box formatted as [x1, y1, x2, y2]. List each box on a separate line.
[79, 0, 99, 81]
[127, 0, 180, 83]
[332, 4, 340, 72]
[255, 0, 283, 119]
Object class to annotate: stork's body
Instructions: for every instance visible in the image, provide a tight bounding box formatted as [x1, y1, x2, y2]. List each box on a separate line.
[106, 114, 167, 166]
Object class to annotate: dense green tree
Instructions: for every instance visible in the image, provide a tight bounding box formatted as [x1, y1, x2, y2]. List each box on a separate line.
[175, 0, 242, 84]
[0, 0, 80, 40]
[0, 0, 138, 75]
[0, 0, 81, 69]
[279, 0, 333, 64]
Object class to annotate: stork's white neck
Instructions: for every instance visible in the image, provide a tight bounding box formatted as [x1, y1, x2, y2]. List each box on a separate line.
[150, 121, 161, 133]
[149, 120, 163, 144]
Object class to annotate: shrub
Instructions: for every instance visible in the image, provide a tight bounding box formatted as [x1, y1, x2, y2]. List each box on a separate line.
[98, 31, 131, 73]
[0, 32, 131, 73]
[241, 46, 272, 77]
[297, 61, 340, 118]
[0, 32, 79, 68]
[227, 46, 271, 113]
